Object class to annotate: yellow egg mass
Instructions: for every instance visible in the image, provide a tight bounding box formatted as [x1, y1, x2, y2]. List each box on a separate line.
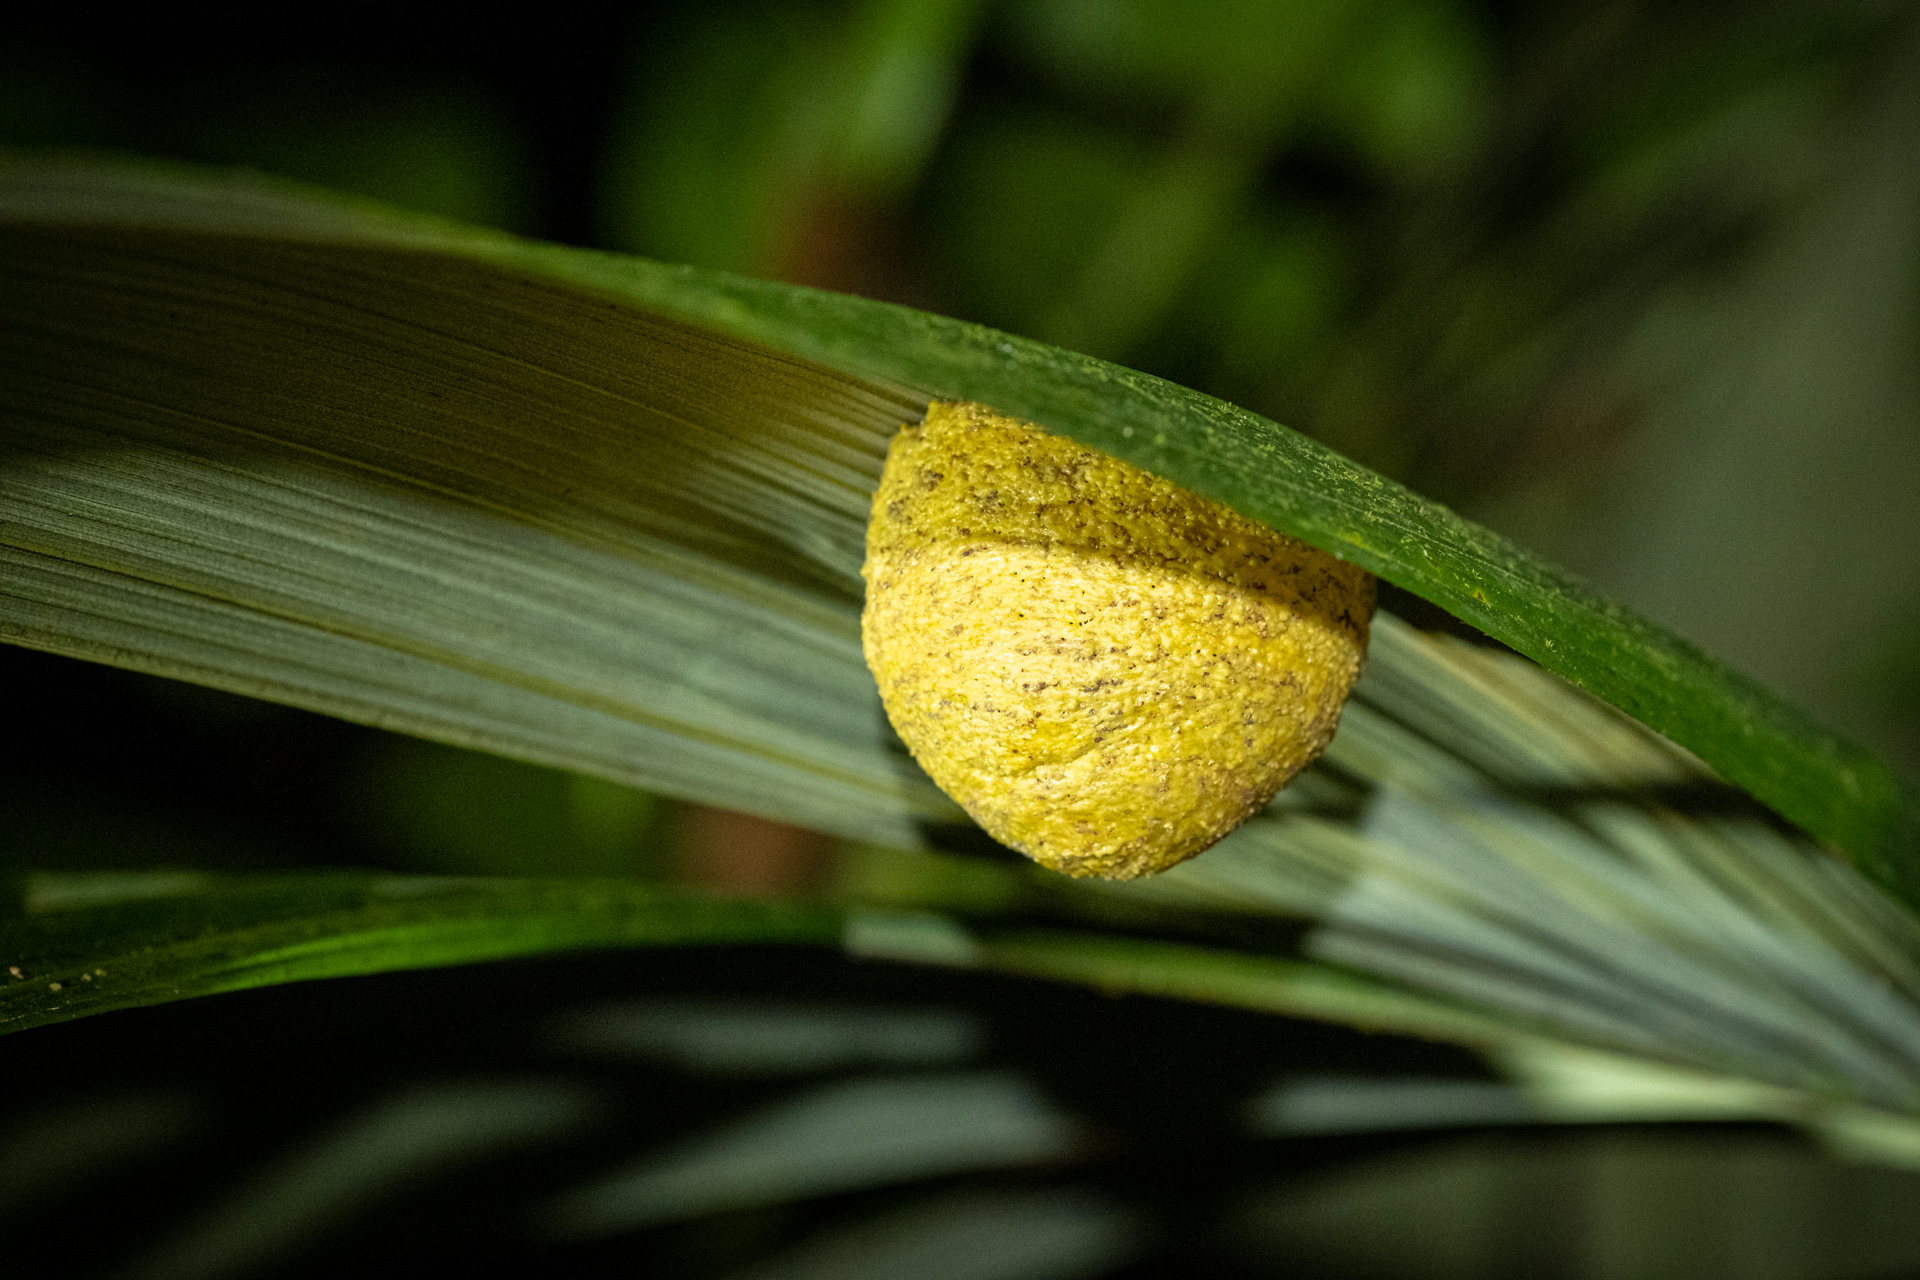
[861, 400, 1375, 880]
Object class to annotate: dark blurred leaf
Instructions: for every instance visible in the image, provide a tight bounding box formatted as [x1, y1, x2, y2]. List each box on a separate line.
[0, 871, 838, 1037]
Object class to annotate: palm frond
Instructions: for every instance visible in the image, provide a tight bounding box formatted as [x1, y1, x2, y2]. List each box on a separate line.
[7, 153, 1920, 1162]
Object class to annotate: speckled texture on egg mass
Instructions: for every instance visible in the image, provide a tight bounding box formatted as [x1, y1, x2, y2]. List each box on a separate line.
[861, 400, 1375, 880]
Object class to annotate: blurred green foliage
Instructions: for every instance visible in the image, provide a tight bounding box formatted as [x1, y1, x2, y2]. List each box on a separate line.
[172, 68, 535, 232]
[0, 52, 534, 230]
[601, 0, 985, 273]
[347, 739, 662, 879]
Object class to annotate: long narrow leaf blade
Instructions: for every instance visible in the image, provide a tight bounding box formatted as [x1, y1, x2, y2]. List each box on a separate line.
[0, 872, 839, 1036]
[4, 153, 1908, 891]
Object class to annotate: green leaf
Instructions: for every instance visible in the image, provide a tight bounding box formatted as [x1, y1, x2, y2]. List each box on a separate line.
[2, 157, 957, 850]
[516, 244, 1920, 900]
[0, 871, 839, 1036]
[8, 154, 1920, 1142]
[6, 151, 1907, 893]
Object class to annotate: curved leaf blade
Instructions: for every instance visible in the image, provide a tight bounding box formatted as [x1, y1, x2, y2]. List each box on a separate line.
[510, 250, 1920, 896]
[5, 152, 1904, 891]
